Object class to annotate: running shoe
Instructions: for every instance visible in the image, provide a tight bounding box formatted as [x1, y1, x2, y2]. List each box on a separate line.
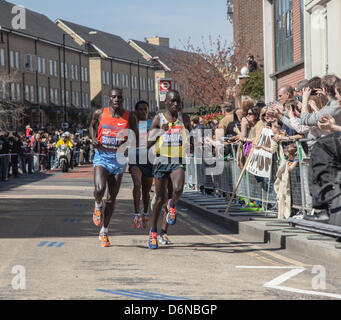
[148, 231, 158, 249]
[132, 214, 142, 229]
[141, 213, 150, 229]
[98, 233, 110, 247]
[93, 203, 103, 227]
[158, 233, 171, 245]
[166, 200, 177, 225]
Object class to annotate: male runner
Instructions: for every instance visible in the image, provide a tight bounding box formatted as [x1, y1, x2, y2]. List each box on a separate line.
[129, 101, 153, 229]
[147, 90, 192, 249]
[90, 88, 139, 247]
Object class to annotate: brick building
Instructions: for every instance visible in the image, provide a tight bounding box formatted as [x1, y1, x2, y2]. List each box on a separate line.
[128, 37, 195, 111]
[0, 0, 90, 129]
[56, 20, 156, 114]
[263, 0, 305, 102]
[229, 0, 265, 72]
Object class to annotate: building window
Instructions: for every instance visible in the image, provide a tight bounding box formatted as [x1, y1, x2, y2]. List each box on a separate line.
[15, 52, 20, 69]
[300, 0, 304, 59]
[24, 54, 35, 72]
[274, 0, 294, 71]
[84, 67, 89, 82]
[10, 51, 14, 69]
[0, 48, 5, 67]
[54, 88, 59, 105]
[30, 85, 34, 103]
[16, 83, 21, 101]
[50, 88, 54, 104]
[75, 65, 79, 81]
[25, 85, 29, 101]
[38, 87, 42, 103]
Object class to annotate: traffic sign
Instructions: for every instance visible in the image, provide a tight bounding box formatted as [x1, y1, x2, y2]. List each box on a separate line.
[159, 79, 172, 93]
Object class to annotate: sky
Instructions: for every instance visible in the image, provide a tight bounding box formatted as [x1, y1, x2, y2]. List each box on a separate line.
[14, 0, 233, 50]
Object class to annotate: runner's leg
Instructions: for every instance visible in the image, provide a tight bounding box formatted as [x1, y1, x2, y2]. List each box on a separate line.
[103, 173, 123, 228]
[130, 165, 142, 214]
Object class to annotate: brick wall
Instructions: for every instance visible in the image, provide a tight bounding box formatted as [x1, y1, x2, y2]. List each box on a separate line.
[277, 64, 305, 96]
[293, 0, 302, 63]
[233, 0, 264, 70]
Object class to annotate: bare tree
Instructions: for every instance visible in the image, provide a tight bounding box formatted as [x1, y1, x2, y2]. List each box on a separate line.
[169, 36, 249, 109]
[0, 72, 26, 132]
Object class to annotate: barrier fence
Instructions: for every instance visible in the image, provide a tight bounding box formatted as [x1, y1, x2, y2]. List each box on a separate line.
[184, 140, 314, 215]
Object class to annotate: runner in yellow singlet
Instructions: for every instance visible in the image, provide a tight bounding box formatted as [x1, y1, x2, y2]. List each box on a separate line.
[147, 90, 192, 249]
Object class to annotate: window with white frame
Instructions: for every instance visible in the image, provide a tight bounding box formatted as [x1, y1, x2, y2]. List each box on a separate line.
[49, 60, 53, 75]
[38, 86, 42, 103]
[81, 66, 84, 82]
[75, 65, 79, 81]
[37, 57, 41, 73]
[54, 88, 59, 105]
[10, 51, 14, 69]
[16, 83, 21, 101]
[71, 65, 75, 80]
[42, 58, 46, 74]
[25, 85, 29, 101]
[1, 81, 6, 99]
[102, 71, 106, 85]
[54, 60, 58, 77]
[15, 51, 20, 69]
[106, 72, 110, 86]
[113, 73, 116, 86]
[0, 48, 5, 67]
[30, 85, 34, 103]
[116, 73, 120, 87]
[10, 83, 15, 100]
[50, 88, 54, 104]
[84, 67, 89, 82]
[43, 87, 47, 104]
[65, 90, 69, 105]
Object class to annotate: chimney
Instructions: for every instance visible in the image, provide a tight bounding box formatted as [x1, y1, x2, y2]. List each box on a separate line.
[145, 36, 169, 47]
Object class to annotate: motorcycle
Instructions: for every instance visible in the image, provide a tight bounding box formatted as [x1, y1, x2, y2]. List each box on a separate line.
[56, 144, 71, 172]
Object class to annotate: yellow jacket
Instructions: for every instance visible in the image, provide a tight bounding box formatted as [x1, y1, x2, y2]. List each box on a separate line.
[56, 138, 73, 149]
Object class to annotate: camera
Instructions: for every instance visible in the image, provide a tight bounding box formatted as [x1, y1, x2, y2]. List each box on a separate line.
[310, 89, 318, 96]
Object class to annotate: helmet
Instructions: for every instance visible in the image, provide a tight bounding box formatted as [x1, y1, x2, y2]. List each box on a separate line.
[64, 131, 71, 138]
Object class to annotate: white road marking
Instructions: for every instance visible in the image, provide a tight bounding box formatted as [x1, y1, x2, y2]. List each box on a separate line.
[237, 266, 341, 299]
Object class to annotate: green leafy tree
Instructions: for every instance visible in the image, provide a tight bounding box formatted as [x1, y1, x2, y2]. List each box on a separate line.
[239, 69, 265, 100]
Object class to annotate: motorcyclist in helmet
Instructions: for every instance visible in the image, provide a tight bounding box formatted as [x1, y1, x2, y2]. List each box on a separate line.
[55, 131, 74, 169]
[56, 132, 73, 149]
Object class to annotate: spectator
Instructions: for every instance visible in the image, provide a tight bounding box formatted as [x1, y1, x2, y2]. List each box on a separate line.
[301, 75, 341, 126]
[0, 132, 10, 181]
[32, 133, 41, 173]
[247, 55, 258, 73]
[218, 102, 235, 136]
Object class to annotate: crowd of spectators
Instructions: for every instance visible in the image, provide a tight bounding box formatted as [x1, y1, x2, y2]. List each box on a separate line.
[0, 123, 93, 182]
[189, 74, 341, 222]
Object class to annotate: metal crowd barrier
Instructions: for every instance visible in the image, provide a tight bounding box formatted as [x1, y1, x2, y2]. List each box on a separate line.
[184, 141, 314, 214]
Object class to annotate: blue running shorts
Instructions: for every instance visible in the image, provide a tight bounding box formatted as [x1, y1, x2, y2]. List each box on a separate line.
[93, 150, 127, 175]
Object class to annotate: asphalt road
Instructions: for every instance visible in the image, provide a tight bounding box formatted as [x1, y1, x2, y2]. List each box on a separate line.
[0, 165, 340, 300]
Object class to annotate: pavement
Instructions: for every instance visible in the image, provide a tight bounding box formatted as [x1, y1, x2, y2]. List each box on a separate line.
[179, 191, 341, 266]
[1, 165, 341, 300]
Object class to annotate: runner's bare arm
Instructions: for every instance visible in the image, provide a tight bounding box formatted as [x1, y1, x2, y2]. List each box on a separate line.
[147, 114, 161, 149]
[89, 109, 102, 148]
[183, 113, 194, 153]
[129, 112, 139, 147]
